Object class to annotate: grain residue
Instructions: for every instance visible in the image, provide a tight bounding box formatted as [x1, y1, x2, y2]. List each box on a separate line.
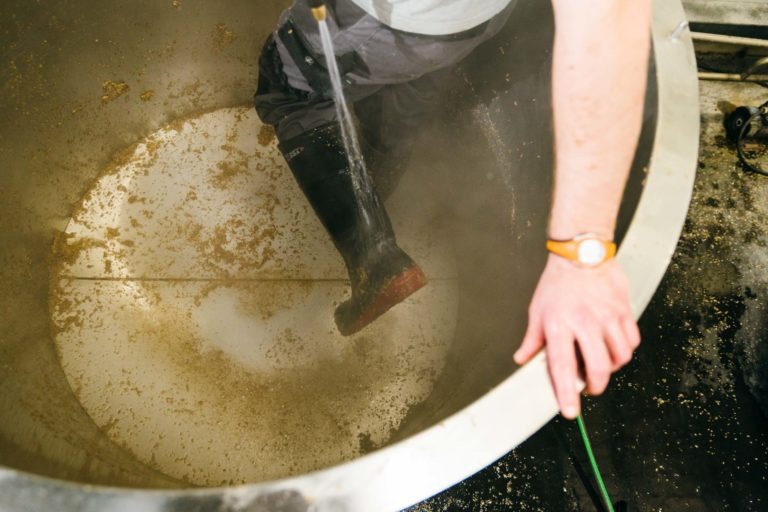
[213, 23, 236, 50]
[257, 124, 276, 147]
[101, 80, 129, 104]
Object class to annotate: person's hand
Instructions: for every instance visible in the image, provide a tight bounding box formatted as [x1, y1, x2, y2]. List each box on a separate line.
[514, 254, 641, 419]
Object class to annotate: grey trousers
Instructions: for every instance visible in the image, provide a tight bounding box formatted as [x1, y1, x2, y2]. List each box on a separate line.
[254, 0, 515, 192]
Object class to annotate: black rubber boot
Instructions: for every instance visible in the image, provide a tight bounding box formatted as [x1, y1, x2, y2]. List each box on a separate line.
[278, 123, 427, 335]
[359, 135, 413, 200]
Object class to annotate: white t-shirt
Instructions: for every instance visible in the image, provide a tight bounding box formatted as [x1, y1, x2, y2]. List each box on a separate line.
[348, 0, 513, 35]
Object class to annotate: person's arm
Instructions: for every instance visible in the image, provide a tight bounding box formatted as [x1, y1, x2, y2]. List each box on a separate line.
[514, 0, 651, 419]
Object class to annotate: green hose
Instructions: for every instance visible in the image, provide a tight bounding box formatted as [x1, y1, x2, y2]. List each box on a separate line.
[576, 413, 615, 512]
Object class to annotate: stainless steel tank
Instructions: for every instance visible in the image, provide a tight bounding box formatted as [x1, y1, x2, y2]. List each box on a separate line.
[0, 0, 698, 510]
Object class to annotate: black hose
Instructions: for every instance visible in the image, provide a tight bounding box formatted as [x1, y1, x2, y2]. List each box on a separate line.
[736, 112, 768, 176]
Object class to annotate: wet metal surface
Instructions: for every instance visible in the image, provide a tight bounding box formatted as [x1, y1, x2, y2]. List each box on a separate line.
[49, 107, 459, 485]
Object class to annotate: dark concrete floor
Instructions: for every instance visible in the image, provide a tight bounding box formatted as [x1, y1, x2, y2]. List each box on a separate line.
[405, 79, 768, 511]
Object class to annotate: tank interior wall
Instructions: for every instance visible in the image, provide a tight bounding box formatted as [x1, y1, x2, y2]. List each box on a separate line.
[1, 0, 283, 485]
[0, 0, 654, 487]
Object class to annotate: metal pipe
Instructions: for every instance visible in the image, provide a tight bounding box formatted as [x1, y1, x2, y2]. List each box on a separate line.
[743, 56, 768, 80]
[698, 71, 768, 82]
[691, 31, 768, 49]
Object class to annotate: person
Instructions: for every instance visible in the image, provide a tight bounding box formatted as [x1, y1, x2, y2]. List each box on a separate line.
[254, 0, 649, 419]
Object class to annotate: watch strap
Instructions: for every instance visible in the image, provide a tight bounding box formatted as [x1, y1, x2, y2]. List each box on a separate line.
[546, 235, 616, 266]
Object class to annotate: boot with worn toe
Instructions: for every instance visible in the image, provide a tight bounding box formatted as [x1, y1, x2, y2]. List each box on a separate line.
[278, 123, 426, 336]
[335, 244, 426, 336]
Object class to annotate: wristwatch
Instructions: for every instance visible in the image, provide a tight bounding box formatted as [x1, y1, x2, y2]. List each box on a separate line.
[546, 233, 616, 267]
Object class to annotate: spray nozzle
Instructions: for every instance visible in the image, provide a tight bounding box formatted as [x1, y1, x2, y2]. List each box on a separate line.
[308, 0, 327, 21]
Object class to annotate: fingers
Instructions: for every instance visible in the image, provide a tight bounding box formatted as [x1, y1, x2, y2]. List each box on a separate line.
[603, 314, 641, 370]
[519, 259, 640, 420]
[604, 319, 633, 370]
[514, 314, 545, 365]
[622, 315, 641, 350]
[545, 321, 580, 419]
[574, 316, 612, 396]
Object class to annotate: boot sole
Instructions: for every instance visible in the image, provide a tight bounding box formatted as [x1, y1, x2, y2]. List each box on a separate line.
[336, 265, 428, 336]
